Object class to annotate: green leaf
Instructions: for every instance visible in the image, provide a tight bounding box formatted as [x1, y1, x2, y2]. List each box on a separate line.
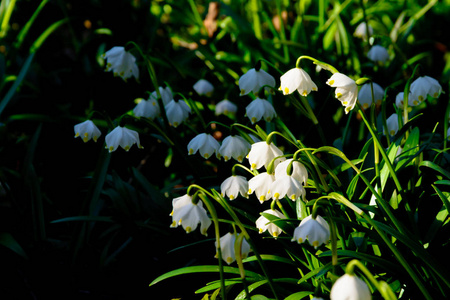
[420, 161, 450, 180]
[149, 265, 265, 286]
[51, 216, 114, 223]
[0, 232, 28, 259]
[284, 291, 314, 300]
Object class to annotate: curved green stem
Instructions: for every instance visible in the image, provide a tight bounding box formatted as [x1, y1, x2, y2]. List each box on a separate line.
[356, 103, 403, 192]
[198, 193, 227, 300]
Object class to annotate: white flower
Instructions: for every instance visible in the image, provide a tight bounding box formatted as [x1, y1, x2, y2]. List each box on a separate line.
[170, 194, 212, 236]
[410, 75, 442, 103]
[221, 175, 248, 200]
[187, 133, 220, 159]
[354, 22, 373, 40]
[133, 98, 160, 119]
[326, 73, 358, 114]
[291, 215, 330, 248]
[239, 68, 276, 96]
[105, 126, 143, 152]
[102, 46, 139, 81]
[385, 113, 399, 136]
[269, 175, 306, 201]
[279, 67, 318, 96]
[74, 120, 101, 143]
[357, 82, 385, 109]
[395, 91, 417, 108]
[330, 274, 372, 300]
[248, 172, 276, 203]
[215, 99, 238, 116]
[255, 209, 286, 238]
[312, 298, 325, 300]
[193, 79, 214, 96]
[247, 141, 285, 170]
[219, 135, 251, 162]
[274, 159, 308, 185]
[165, 99, 191, 127]
[149, 86, 173, 106]
[367, 45, 390, 64]
[215, 232, 251, 265]
[245, 98, 277, 124]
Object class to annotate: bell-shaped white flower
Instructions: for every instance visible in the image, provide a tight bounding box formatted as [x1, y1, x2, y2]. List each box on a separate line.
[219, 135, 251, 162]
[255, 209, 286, 238]
[170, 194, 211, 236]
[291, 215, 330, 248]
[215, 232, 251, 265]
[149, 86, 173, 106]
[74, 120, 101, 143]
[279, 67, 318, 96]
[105, 126, 143, 152]
[239, 68, 276, 96]
[193, 79, 214, 96]
[326, 73, 358, 114]
[357, 82, 385, 109]
[187, 133, 220, 159]
[269, 175, 306, 201]
[330, 273, 372, 300]
[215, 99, 238, 116]
[395, 91, 417, 108]
[274, 159, 308, 185]
[367, 45, 390, 64]
[133, 98, 160, 119]
[102, 46, 139, 81]
[245, 98, 277, 124]
[165, 99, 191, 128]
[354, 22, 373, 40]
[410, 75, 442, 103]
[221, 175, 248, 200]
[385, 113, 399, 136]
[248, 172, 276, 203]
[247, 141, 285, 170]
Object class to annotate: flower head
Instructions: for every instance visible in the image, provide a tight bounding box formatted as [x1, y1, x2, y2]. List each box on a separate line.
[239, 68, 276, 96]
[105, 126, 143, 152]
[385, 113, 399, 136]
[187, 133, 220, 159]
[245, 98, 277, 124]
[215, 99, 238, 116]
[149, 86, 173, 106]
[367, 45, 390, 64]
[354, 22, 373, 40]
[326, 73, 358, 114]
[221, 175, 248, 200]
[193, 79, 214, 96]
[395, 91, 417, 108]
[165, 99, 191, 127]
[255, 209, 286, 239]
[170, 194, 211, 236]
[274, 159, 308, 185]
[279, 67, 318, 96]
[215, 232, 251, 265]
[219, 135, 251, 162]
[357, 82, 385, 109]
[248, 172, 276, 203]
[74, 120, 101, 143]
[410, 75, 442, 103]
[330, 274, 372, 300]
[269, 175, 306, 201]
[133, 98, 160, 119]
[291, 215, 330, 248]
[247, 141, 285, 170]
[102, 46, 139, 81]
